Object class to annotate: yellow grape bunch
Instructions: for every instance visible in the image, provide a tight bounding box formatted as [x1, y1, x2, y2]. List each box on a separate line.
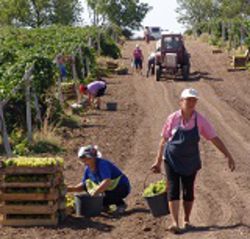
[3, 157, 64, 168]
[143, 179, 167, 197]
[66, 194, 75, 208]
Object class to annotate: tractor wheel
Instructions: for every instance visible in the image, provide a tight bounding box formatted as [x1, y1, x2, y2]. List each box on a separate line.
[182, 65, 190, 80]
[156, 65, 161, 81]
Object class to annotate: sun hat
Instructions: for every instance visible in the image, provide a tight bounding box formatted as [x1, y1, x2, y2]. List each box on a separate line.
[78, 145, 102, 159]
[180, 88, 199, 99]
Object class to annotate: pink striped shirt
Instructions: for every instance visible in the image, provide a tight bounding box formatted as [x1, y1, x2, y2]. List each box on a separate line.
[161, 110, 217, 141]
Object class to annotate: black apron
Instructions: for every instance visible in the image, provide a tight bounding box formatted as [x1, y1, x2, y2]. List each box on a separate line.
[164, 112, 201, 176]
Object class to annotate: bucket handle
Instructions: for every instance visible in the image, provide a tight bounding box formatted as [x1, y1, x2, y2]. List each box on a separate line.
[143, 171, 167, 190]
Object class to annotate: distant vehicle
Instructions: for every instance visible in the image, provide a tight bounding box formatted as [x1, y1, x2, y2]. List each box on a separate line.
[155, 33, 190, 81]
[144, 26, 161, 40]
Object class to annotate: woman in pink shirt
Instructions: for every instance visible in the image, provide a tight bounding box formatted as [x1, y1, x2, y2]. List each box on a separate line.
[151, 88, 235, 234]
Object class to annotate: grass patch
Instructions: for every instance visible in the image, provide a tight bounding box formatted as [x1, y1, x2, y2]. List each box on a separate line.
[59, 114, 82, 129]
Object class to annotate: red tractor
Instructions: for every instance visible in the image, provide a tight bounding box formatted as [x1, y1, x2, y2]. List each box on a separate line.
[155, 34, 190, 81]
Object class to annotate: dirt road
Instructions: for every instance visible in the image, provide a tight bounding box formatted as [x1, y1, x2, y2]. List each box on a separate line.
[1, 39, 249, 239]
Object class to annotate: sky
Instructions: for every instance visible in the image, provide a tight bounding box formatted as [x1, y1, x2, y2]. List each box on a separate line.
[80, 0, 185, 35]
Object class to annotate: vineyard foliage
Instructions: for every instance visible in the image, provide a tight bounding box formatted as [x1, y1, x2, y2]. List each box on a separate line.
[0, 26, 121, 146]
[0, 26, 120, 101]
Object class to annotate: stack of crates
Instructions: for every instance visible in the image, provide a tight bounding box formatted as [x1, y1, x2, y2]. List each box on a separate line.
[0, 157, 66, 226]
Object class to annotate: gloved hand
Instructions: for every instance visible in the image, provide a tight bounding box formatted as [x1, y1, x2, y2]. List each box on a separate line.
[88, 189, 96, 196]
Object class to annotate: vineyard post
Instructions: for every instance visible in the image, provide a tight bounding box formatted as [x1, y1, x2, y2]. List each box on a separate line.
[32, 90, 42, 125]
[71, 56, 81, 103]
[24, 67, 34, 144]
[0, 102, 12, 157]
[57, 75, 64, 105]
[86, 57, 90, 77]
[88, 37, 92, 48]
[78, 47, 86, 79]
[97, 30, 101, 56]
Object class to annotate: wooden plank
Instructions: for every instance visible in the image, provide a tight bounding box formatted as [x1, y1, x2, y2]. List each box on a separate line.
[0, 218, 58, 226]
[0, 204, 58, 214]
[0, 191, 59, 201]
[0, 166, 62, 175]
[0, 182, 52, 188]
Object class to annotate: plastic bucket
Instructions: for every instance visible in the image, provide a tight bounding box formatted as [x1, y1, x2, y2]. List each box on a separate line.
[75, 194, 103, 217]
[106, 102, 117, 111]
[144, 192, 169, 217]
[143, 172, 169, 217]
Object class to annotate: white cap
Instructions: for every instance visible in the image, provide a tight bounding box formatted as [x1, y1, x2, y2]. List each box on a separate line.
[136, 44, 140, 48]
[180, 88, 199, 99]
[78, 145, 102, 158]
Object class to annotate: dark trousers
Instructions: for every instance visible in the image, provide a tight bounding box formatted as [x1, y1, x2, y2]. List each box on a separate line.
[146, 58, 155, 77]
[164, 161, 197, 201]
[103, 183, 130, 206]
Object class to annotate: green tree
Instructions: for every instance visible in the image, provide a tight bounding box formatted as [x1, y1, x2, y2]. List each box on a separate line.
[176, 0, 218, 34]
[85, 0, 152, 32]
[0, 0, 82, 27]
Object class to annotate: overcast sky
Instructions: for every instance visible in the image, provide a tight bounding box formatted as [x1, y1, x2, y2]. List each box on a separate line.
[81, 0, 185, 35]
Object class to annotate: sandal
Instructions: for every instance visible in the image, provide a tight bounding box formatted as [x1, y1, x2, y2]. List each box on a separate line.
[167, 224, 181, 234]
[183, 221, 195, 230]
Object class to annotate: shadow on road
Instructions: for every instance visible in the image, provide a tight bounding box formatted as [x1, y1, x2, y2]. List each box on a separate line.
[58, 215, 114, 232]
[181, 223, 250, 235]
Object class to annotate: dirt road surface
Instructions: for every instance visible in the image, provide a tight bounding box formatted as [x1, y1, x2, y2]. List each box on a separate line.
[0, 39, 249, 239]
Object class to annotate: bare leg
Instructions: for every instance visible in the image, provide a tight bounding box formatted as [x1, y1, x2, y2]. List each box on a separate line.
[96, 98, 101, 109]
[168, 200, 179, 227]
[183, 200, 193, 223]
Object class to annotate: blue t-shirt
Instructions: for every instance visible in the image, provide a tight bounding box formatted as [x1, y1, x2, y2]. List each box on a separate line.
[82, 158, 130, 189]
[59, 64, 67, 77]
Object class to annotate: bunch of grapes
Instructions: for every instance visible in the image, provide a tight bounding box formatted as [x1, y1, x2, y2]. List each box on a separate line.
[143, 179, 167, 197]
[65, 194, 75, 209]
[5, 174, 49, 182]
[85, 179, 99, 195]
[3, 157, 64, 168]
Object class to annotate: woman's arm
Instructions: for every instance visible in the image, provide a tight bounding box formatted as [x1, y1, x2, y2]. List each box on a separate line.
[210, 136, 235, 171]
[91, 179, 111, 196]
[67, 182, 85, 193]
[151, 137, 167, 173]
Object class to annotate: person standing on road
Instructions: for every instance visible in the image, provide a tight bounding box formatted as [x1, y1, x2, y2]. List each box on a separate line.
[67, 145, 131, 214]
[151, 88, 235, 234]
[146, 52, 156, 77]
[144, 27, 150, 44]
[132, 44, 144, 75]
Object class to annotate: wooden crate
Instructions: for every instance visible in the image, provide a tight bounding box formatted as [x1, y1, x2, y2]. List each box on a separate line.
[0, 165, 64, 226]
[0, 213, 58, 226]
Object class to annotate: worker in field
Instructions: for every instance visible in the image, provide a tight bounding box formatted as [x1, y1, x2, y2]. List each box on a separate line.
[146, 52, 156, 77]
[56, 54, 67, 81]
[144, 26, 150, 44]
[79, 79, 107, 110]
[151, 88, 235, 234]
[132, 44, 144, 75]
[67, 145, 131, 214]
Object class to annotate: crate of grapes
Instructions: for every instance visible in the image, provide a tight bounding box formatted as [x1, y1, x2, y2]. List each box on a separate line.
[0, 157, 66, 226]
[143, 173, 169, 217]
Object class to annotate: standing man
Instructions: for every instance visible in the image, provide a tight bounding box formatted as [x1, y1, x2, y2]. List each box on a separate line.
[144, 26, 150, 44]
[146, 52, 156, 77]
[151, 88, 235, 234]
